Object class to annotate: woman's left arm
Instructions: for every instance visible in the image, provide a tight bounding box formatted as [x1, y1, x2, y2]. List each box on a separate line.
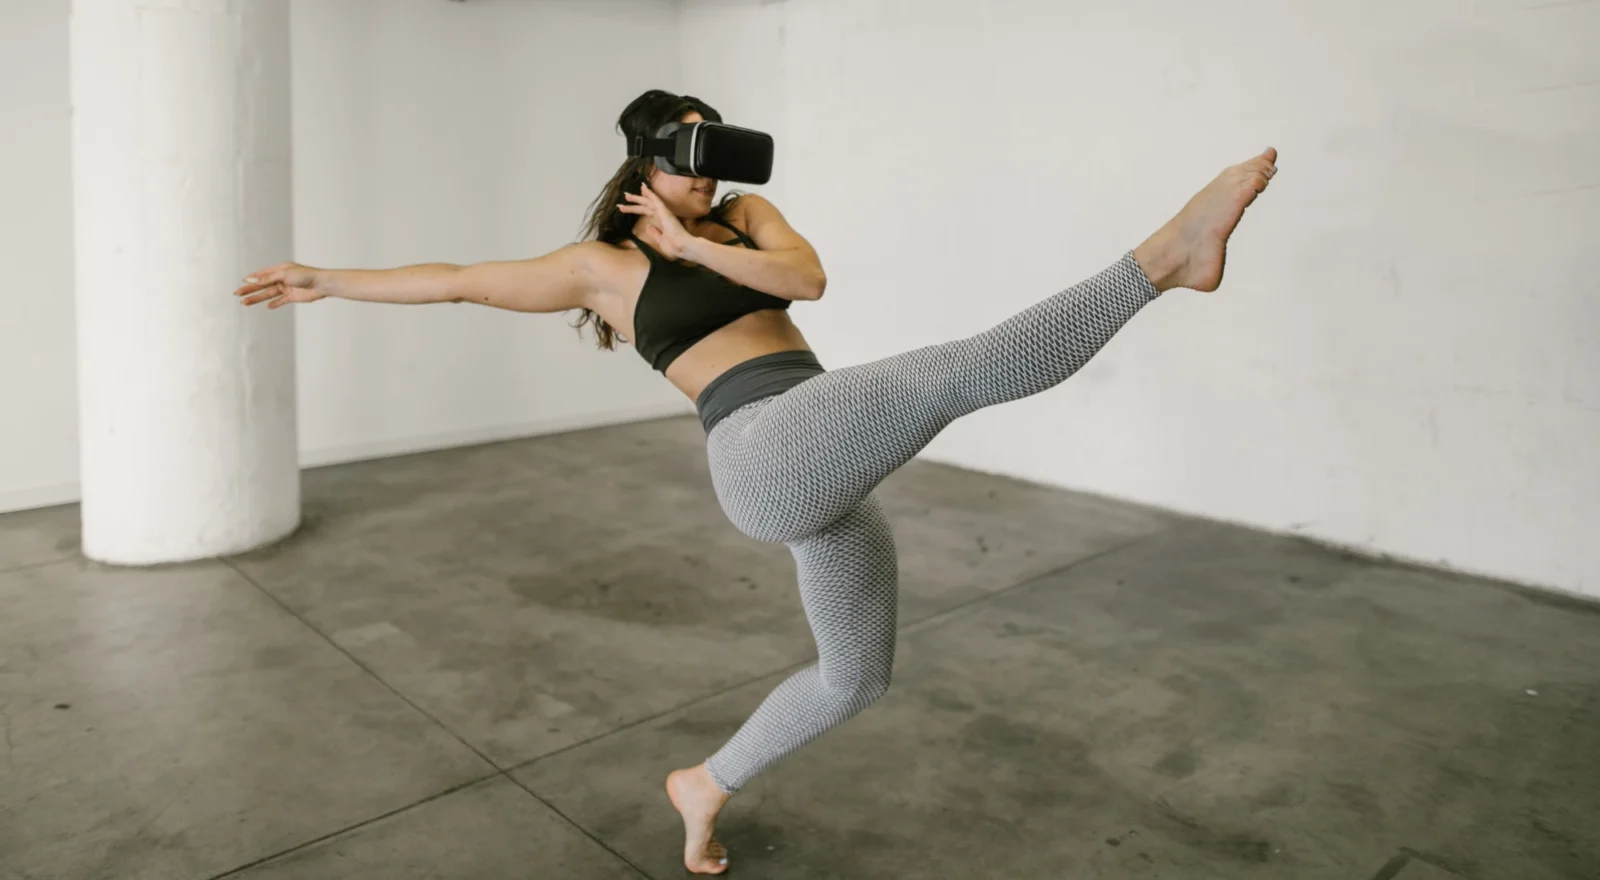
[683, 195, 826, 301]
[623, 187, 826, 301]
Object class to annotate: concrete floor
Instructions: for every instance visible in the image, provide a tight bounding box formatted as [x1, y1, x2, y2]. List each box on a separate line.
[2, 414, 1597, 880]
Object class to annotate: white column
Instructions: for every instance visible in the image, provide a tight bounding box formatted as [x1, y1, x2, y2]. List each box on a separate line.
[70, 0, 299, 564]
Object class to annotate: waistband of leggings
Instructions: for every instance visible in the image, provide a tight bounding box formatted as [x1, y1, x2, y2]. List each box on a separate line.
[696, 349, 825, 435]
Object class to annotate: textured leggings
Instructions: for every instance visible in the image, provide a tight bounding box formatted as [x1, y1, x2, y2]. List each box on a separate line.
[701, 252, 1161, 793]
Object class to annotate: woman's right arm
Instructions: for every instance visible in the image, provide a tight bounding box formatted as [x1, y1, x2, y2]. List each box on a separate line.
[234, 242, 609, 314]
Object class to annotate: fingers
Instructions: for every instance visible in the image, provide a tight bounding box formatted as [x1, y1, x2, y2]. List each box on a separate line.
[619, 189, 662, 213]
[236, 262, 322, 307]
[264, 287, 312, 309]
[238, 283, 283, 306]
[235, 262, 292, 297]
[234, 279, 278, 297]
[250, 263, 287, 283]
[238, 281, 313, 308]
[235, 268, 279, 296]
[242, 292, 280, 308]
[619, 185, 671, 220]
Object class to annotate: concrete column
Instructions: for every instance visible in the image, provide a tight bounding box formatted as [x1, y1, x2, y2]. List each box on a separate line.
[69, 0, 299, 564]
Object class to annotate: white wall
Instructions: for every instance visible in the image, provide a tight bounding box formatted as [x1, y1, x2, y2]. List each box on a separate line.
[0, 0, 78, 512]
[0, 0, 686, 513]
[680, 0, 1600, 598]
[290, 0, 687, 468]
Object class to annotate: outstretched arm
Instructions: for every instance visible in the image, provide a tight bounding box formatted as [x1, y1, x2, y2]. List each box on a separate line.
[234, 242, 605, 313]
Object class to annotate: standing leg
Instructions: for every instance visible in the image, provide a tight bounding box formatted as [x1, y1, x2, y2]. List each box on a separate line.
[668, 493, 898, 874]
[705, 491, 899, 791]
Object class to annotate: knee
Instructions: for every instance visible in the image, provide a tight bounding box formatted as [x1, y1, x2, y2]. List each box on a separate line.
[860, 673, 891, 706]
[825, 669, 892, 714]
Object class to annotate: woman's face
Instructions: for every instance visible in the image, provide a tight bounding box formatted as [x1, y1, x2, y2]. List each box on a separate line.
[646, 110, 717, 219]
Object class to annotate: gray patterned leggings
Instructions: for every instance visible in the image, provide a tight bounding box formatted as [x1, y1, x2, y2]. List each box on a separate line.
[701, 252, 1161, 793]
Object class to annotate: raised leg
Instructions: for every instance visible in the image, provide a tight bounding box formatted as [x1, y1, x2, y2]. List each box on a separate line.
[708, 252, 1159, 544]
[707, 147, 1279, 545]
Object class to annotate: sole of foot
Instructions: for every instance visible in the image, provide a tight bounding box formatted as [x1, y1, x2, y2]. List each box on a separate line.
[1135, 146, 1278, 293]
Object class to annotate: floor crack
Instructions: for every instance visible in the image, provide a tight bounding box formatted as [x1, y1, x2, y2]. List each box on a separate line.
[0, 702, 17, 772]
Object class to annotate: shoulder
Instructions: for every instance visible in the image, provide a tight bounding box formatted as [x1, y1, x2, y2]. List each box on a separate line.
[565, 239, 639, 272]
[730, 194, 796, 234]
[724, 192, 780, 219]
[725, 193, 809, 251]
[567, 239, 626, 262]
[568, 239, 647, 296]
[718, 193, 791, 241]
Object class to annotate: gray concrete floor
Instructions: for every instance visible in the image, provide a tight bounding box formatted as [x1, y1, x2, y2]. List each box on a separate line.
[2, 414, 1596, 880]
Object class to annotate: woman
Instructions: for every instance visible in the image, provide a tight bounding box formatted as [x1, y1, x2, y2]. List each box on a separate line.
[237, 89, 1278, 875]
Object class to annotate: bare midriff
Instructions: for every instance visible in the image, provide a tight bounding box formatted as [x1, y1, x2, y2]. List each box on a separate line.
[659, 309, 813, 402]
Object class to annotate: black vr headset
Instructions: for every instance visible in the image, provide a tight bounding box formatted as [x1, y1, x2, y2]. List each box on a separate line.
[628, 121, 774, 185]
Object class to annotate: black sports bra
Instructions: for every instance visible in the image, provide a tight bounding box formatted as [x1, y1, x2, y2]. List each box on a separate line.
[624, 210, 793, 373]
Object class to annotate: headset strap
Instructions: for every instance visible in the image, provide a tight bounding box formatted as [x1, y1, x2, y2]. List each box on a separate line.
[628, 135, 676, 159]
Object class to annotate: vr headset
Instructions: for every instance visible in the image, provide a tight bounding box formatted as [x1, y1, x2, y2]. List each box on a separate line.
[628, 121, 774, 185]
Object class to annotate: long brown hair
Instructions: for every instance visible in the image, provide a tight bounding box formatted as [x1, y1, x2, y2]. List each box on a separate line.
[569, 89, 737, 350]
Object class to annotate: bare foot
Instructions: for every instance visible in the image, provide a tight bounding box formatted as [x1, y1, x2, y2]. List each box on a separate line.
[1133, 147, 1279, 293]
[666, 763, 732, 874]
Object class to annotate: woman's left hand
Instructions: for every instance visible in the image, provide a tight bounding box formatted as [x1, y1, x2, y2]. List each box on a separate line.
[619, 183, 694, 260]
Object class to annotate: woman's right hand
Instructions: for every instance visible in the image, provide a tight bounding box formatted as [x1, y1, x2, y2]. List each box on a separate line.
[234, 262, 326, 308]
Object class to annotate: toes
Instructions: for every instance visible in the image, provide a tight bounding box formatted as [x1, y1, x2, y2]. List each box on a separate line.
[1239, 150, 1278, 175]
[686, 844, 728, 875]
[686, 856, 728, 875]
[699, 845, 729, 873]
[1237, 166, 1272, 192]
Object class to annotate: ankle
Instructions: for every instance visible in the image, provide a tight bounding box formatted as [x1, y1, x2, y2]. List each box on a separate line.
[674, 763, 731, 802]
[699, 764, 733, 800]
[1132, 233, 1185, 294]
